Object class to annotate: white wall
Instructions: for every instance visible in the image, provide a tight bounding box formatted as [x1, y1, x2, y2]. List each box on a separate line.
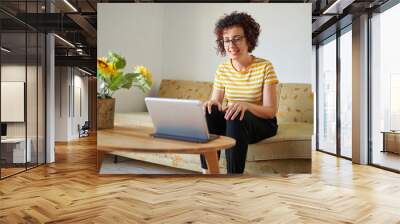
[55, 67, 89, 141]
[72, 74, 89, 138]
[162, 4, 311, 83]
[76, 75, 89, 124]
[55, 67, 69, 141]
[98, 3, 312, 112]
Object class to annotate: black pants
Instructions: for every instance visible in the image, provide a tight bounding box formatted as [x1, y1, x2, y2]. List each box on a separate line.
[200, 105, 278, 174]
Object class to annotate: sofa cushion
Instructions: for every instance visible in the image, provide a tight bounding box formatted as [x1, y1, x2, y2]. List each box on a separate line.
[157, 79, 213, 101]
[217, 122, 312, 162]
[277, 83, 313, 124]
[258, 122, 313, 143]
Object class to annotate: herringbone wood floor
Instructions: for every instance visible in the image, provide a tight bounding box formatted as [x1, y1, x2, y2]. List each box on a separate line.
[1, 135, 400, 224]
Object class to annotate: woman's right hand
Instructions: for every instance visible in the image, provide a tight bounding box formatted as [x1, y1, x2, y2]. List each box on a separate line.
[203, 100, 222, 114]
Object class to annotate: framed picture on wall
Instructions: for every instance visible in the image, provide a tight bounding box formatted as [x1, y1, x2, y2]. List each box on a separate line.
[1, 81, 25, 122]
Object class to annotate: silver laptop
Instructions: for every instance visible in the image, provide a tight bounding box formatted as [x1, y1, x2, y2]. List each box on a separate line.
[144, 97, 219, 143]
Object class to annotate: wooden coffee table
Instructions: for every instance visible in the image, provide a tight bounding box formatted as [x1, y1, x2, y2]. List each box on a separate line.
[97, 125, 235, 174]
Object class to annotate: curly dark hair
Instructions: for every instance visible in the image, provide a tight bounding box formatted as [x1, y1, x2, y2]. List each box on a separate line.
[214, 11, 261, 56]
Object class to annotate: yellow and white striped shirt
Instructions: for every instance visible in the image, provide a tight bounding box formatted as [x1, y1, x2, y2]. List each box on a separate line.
[214, 56, 278, 105]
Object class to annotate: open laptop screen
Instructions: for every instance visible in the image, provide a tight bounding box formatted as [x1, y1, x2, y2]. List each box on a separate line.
[145, 97, 212, 142]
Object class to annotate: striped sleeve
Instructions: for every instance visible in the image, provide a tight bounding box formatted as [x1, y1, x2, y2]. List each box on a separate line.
[213, 65, 225, 90]
[263, 61, 279, 85]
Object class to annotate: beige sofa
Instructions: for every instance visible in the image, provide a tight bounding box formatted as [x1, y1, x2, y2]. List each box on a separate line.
[112, 79, 314, 174]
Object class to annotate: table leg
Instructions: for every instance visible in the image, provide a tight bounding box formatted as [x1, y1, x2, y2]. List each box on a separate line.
[97, 150, 105, 172]
[203, 151, 219, 174]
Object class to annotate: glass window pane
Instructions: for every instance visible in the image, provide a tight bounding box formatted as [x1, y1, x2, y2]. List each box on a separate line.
[1, 31, 27, 177]
[0, 1, 46, 179]
[27, 31, 38, 169]
[318, 37, 337, 154]
[340, 29, 352, 158]
[371, 3, 400, 171]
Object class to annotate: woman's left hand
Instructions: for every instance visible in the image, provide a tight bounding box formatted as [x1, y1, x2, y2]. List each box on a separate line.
[224, 102, 249, 120]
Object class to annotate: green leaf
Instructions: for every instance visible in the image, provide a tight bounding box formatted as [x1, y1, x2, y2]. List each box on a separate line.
[121, 81, 133, 89]
[109, 52, 126, 69]
[111, 73, 138, 90]
[124, 72, 140, 78]
[132, 75, 151, 93]
[108, 73, 124, 91]
[120, 75, 134, 89]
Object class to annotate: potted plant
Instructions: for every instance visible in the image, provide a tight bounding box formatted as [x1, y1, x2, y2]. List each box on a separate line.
[97, 52, 152, 129]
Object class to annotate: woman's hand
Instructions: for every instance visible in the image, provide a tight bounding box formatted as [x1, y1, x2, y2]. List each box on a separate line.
[203, 100, 222, 114]
[224, 102, 248, 120]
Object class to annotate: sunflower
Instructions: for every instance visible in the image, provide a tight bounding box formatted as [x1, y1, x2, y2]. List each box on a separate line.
[97, 52, 154, 98]
[136, 65, 153, 85]
[97, 57, 117, 75]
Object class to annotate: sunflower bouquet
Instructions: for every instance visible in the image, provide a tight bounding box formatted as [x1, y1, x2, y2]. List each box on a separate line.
[97, 52, 153, 98]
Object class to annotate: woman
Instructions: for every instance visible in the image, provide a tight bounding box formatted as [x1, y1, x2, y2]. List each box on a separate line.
[200, 11, 279, 174]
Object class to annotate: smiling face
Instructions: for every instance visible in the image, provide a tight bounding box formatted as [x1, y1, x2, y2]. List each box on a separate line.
[222, 26, 249, 60]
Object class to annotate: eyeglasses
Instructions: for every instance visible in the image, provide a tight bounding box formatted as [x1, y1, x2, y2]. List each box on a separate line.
[217, 35, 244, 46]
